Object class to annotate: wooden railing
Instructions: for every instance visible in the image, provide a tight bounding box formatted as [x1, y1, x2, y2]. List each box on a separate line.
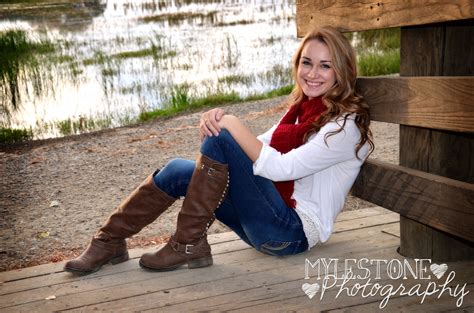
[296, 0, 474, 261]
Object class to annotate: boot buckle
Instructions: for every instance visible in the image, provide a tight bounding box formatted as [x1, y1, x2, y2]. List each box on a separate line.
[185, 244, 194, 254]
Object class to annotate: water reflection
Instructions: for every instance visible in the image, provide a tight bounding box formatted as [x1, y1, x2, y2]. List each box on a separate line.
[0, 0, 298, 139]
[0, 1, 107, 31]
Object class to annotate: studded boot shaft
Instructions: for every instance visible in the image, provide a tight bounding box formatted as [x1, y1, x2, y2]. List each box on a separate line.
[174, 155, 228, 243]
[64, 173, 176, 275]
[139, 154, 229, 271]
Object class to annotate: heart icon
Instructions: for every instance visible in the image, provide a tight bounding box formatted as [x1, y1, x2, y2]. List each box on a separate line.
[302, 282, 320, 299]
[430, 263, 448, 279]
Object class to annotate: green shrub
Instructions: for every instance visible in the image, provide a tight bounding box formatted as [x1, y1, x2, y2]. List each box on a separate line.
[358, 49, 400, 76]
[0, 127, 33, 143]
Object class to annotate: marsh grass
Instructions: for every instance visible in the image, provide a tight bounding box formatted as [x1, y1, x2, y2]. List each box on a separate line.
[357, 28, 400, 51]
[351, 28, 400, 76]
[140, 11, 218, 24]
[358, 50, 399, 76]
[0, 126, 33, 143]
[258, 64, 292, 83]
[139, 84, 292, 122]
[139, 89, 239, 121]
[215, 19, 254, 27]
[218, 74, 253, 85]
[219, 35, 240, 69]
[112, 48, 176, 60]
[0, 29, 55, 116]
[245, 85, 293, 101]
[265, 36, 283, 45]
[54, 116, 112, 136]
[83, 41, 176, 66]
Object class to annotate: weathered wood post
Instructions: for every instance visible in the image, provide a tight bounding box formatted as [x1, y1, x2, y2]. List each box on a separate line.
[399, 20, 474, 261]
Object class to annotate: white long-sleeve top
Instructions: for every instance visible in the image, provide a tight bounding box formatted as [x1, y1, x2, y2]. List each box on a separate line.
[253, 115, 369, 248]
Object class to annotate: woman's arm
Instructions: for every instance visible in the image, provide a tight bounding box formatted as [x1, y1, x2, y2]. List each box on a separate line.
[253, 120, 367, 181]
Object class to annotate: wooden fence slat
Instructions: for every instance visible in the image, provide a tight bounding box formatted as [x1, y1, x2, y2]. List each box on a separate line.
[356, 76, 474, 132]
[351, 159, 474, 242]
[296, 0, 474, 35]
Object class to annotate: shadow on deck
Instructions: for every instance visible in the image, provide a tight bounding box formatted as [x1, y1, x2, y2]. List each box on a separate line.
[1, 207, 473, 312]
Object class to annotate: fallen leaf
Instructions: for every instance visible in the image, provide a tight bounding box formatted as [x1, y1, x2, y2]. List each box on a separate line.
[50, 201, 59, 208]
[36, 231, 50, 239]
[45, 295, 56, 300]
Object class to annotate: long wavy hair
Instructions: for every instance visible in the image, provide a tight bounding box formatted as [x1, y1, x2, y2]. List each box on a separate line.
[288, 26, 374, 159]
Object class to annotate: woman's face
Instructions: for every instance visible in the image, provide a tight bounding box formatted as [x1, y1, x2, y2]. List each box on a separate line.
[297, 39, 336, 100]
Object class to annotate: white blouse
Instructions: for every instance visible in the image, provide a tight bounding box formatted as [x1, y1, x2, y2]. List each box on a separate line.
[253, 115, 369, 248]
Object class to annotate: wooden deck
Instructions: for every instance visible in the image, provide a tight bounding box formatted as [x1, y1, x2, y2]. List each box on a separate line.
[1, 207, 473, 312]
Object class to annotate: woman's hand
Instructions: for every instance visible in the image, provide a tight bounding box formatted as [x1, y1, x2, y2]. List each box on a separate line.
[200, 108, 225, 141]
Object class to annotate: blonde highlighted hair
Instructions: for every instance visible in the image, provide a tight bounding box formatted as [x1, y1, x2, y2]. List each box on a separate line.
[288, 26, 374, 158]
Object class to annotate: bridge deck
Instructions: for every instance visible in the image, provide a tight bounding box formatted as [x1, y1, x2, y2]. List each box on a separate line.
[1, 207, 472, 312]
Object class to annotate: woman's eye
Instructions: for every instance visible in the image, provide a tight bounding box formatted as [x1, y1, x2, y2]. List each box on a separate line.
[321, 63, 331, 69]
[301, 60, 311, 66]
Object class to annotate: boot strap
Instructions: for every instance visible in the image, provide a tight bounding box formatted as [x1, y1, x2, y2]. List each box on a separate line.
[170, 236, 204, 255]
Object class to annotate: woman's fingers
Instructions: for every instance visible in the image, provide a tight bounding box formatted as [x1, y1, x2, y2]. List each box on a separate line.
[200, 108, 223, 137]
[207, 109, 222, 134]
[199, 117, 213, 137]
[199, 129, 206, 142]
[205, 118, 220, 136]
[215, 108, 225, 121]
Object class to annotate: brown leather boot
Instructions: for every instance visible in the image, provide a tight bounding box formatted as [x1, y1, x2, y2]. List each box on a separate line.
[64, 173, 176, 275]
[139, 154, 229, 271]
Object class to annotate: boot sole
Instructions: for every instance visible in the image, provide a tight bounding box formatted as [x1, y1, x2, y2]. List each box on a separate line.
[139, 255, 213, 272]
[64, 252, 129, 275]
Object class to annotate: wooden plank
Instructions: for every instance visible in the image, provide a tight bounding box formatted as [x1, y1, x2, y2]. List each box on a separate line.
[0, 239, 253, 297]
[1, 223, 399, 311]
[296, 0, 474, 35]
[236, 261, 474, 313]
[336, 206, 391, 222]
[76, 244, 402, 312]
[356, 76, 474, 133]
[50, 225, 401, 312]
[0, 243, 262, 309]
[0, 231, 241, 283]
[0, 207, 388, 285]
[351, 159, 474, 242]
[334, 212, 399, 233]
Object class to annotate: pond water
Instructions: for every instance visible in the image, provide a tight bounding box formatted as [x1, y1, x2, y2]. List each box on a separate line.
[0, 0, 298, 138]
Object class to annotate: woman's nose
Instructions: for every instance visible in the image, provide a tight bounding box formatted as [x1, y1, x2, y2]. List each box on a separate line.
[307, 67, 320, 78]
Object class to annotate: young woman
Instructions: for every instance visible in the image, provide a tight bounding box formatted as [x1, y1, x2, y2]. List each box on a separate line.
[64, 26, 373, 275]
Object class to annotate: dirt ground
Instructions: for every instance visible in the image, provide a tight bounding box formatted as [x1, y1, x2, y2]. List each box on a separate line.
[0, 96, 399, 272]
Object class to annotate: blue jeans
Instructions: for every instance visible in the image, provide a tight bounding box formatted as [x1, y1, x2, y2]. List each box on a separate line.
[153, 129, 308, 256]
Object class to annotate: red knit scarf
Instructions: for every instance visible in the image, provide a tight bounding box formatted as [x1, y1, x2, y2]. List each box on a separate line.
[269, 96, 326, 208]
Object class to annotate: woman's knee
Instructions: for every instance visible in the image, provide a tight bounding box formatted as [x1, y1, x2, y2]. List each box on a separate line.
[163, 158, 195, 179]
[153, 158, 195, 197]
[217, 129, 238, 147]
[200, 129, 237, 158]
